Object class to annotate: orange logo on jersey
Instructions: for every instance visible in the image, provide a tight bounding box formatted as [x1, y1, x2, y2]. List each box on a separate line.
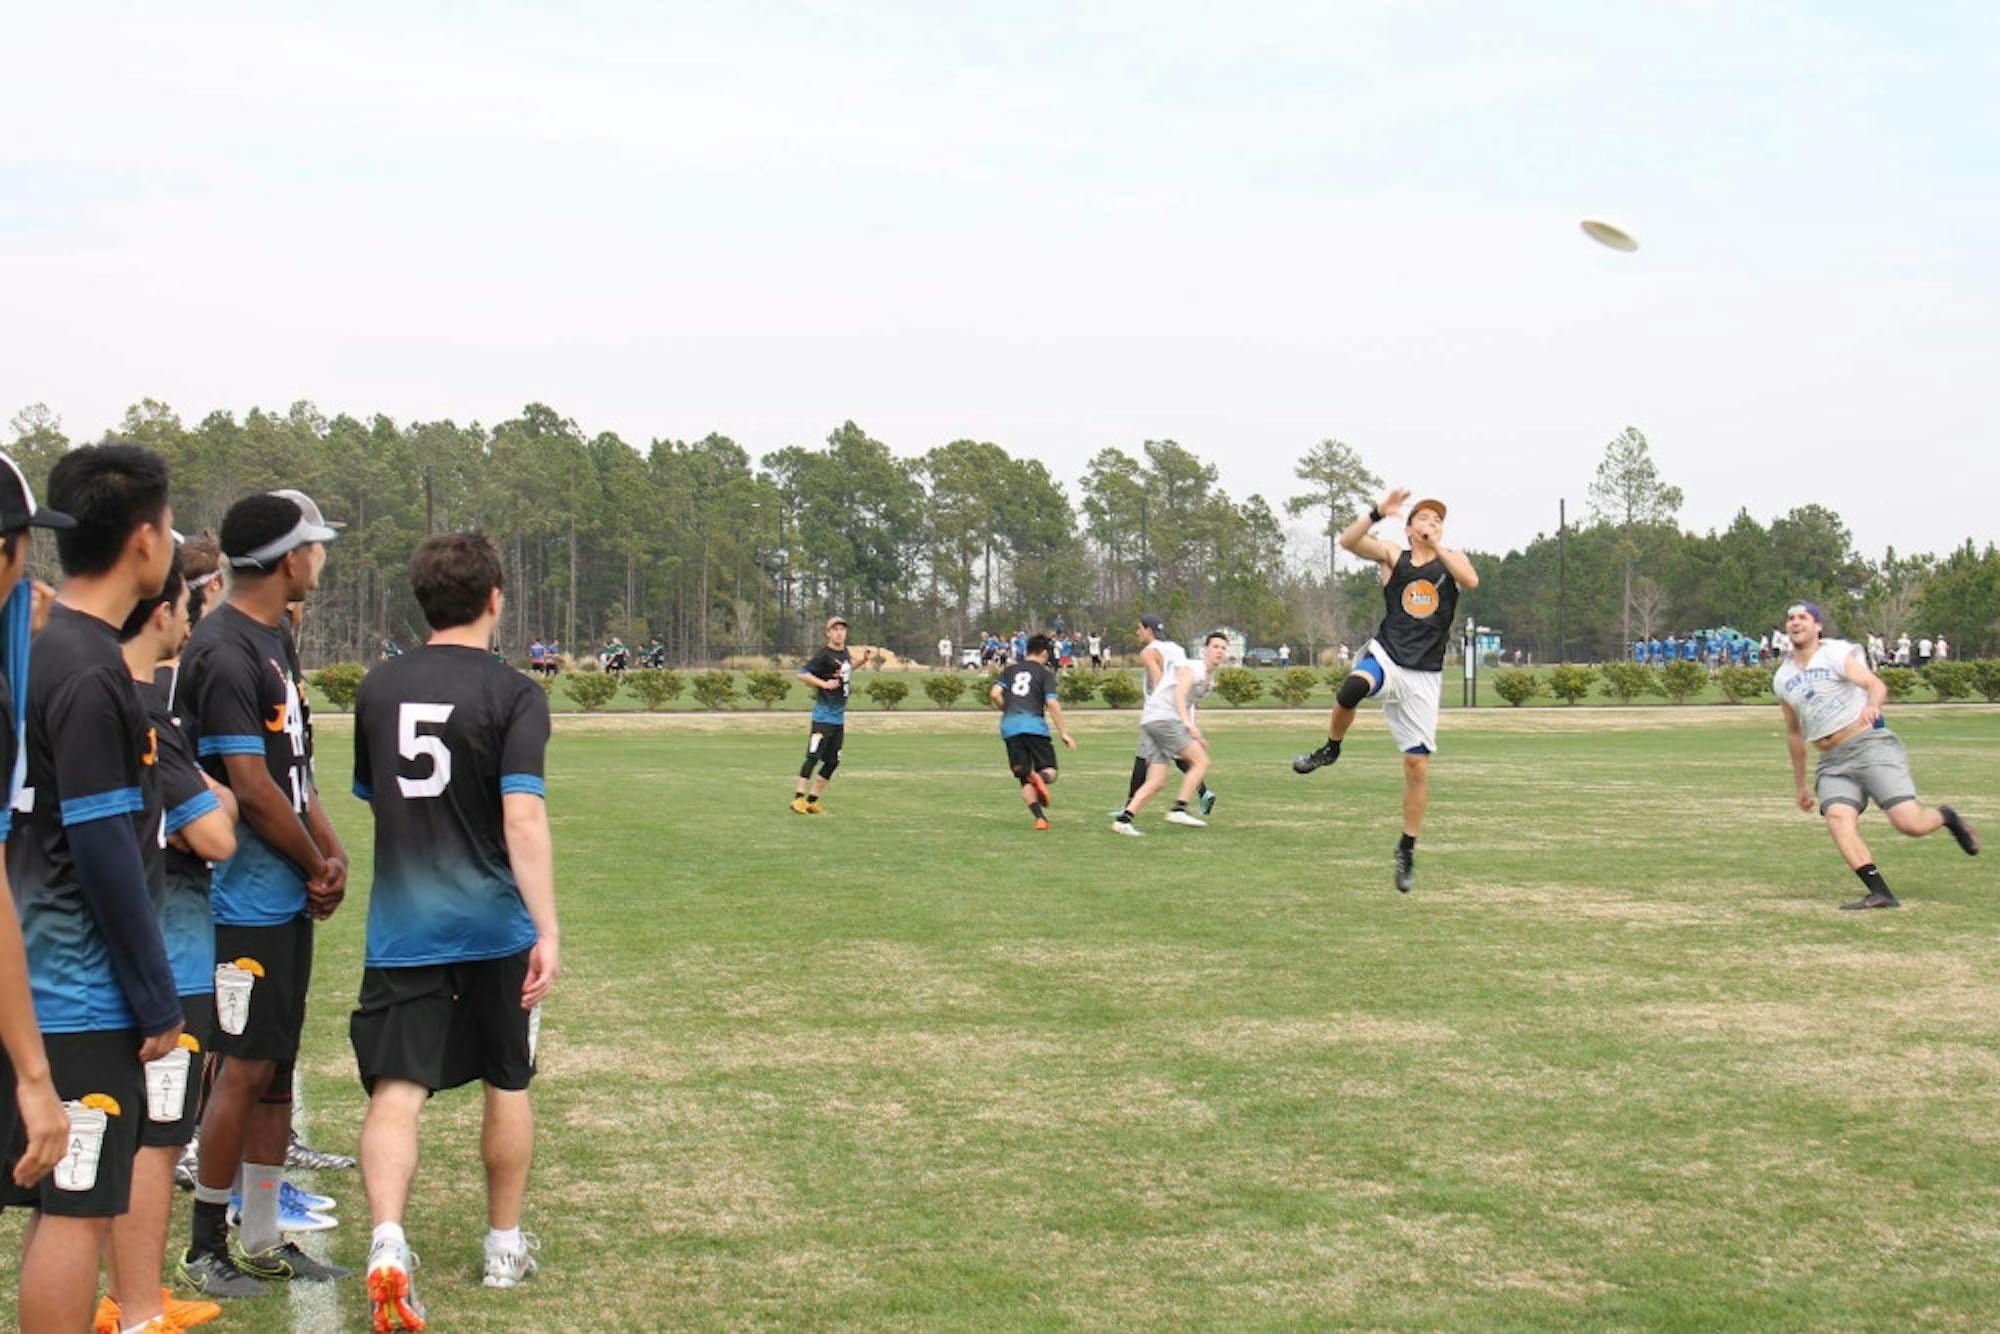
[141, 727, 158, 766]
[264, 702, 288, 733]
[1401, 579, 1441, 618]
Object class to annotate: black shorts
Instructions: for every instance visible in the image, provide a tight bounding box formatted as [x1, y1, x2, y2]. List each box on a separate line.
[214, 916, 314, 1064]
[806, 722, 844, 766]
[350, 949, 539, 1095]
[0, 1029, 144, 1217]
[140, 994, 216, 1150]
[1005, 733, 1058, 776]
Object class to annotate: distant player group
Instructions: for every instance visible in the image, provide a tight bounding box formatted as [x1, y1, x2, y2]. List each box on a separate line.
[782, 487, 1978, 905]
[1, 444, 557, 1332]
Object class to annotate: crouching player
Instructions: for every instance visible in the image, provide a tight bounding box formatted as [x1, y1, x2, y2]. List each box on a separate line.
[991, 635, 1075, 829]
[351, 533, 559, 1329]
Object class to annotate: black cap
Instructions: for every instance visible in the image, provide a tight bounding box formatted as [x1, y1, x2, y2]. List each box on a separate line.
[0, 452, 75, 534]
[1139, 614, 1166, 635]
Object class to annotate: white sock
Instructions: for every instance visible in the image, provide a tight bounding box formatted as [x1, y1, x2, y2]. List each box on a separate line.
[239, 1161, 285, 1253]
[372, 1221, 406, 1251]
[487, 1226, 523, 1253]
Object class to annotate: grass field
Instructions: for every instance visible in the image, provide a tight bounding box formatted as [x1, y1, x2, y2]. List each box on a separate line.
[5, 705, 1997, 1330]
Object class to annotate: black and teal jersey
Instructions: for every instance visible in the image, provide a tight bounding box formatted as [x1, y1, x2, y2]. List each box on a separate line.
[6, 604, 164, 1032]
[352, 645, 550, 968]
[997, 660, 1059, 738]
[178, 603, 313, 927]
[145, 683, 222, 998]
[801, 646, 853, 724]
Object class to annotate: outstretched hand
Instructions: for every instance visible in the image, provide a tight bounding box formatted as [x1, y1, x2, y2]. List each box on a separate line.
[1378, 489, 1412, 519]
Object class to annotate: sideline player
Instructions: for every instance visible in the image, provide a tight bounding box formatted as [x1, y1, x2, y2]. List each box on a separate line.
[4, 444, 183, 1332]
[1292, 491, 1479, 893]
[351, 533, 559, 1329]
[1775, 601, 1978, 909]
[1114, 630, 1225, 834]
[103, 548, 239, 1333]
[0, 454, 73, 1210]
[790, 615, 877, 815]
[990, 634, 1075, 829]
[177, 491, 351, 1294]
[1117, 616, 1215, 817]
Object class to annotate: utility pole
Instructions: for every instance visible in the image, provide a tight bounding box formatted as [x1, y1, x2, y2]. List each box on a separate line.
[1558, 498, 1568, 664]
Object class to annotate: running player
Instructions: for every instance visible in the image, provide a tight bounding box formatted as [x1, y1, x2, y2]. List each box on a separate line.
[177, 491, 351, 1294]
[1775, 601, 1978, 909]
[350, 533, 559, 1329]
[790, 616, 877, 815]
[1118, 616, 1215, 816]
[990, 635, 1076, 829]
[0, 454, 73, 1214]
[3, 444, 183, 1333]
[1292, 491, 1479, 893]
[102, 548, 238, 1334]
[1114, 630, 1226, 835]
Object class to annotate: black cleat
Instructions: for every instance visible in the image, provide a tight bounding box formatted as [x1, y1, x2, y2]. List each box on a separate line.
[1394, 846, 1415, 894]
[1293, 741, 1341, 775]
[1940, 806, 1979, 856]
[1840, 892, 1899, 911]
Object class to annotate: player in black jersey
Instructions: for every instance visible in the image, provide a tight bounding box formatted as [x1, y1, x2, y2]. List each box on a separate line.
[105, 547, 238, 1334]
[178, 492, 351, 1293]
[4, 444, 183, 1333]
[1293, 491, 1479, 893]
[790, 616, 879, 815]
[351, 533, 559, 1325]
[0, 454, 73, 1238]
[989, 635, 1076, 829]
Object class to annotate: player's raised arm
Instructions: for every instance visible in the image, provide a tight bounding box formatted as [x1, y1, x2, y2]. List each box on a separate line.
[1340, 489, 1406, 568]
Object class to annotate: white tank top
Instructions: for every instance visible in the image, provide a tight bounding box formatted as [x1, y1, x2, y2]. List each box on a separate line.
[1773, 638, 1867, 740]
[1141, 642, 1193, 723]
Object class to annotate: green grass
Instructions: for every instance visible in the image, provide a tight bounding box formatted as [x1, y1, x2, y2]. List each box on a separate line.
[5, 706, 1997, 1329]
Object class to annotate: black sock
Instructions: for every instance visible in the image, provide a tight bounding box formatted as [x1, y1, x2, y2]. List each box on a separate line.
[1197, 783, 1211, 800]
[1173, 800, 1188, 811]
[193, 1198, 230, 1256]
[1116, 809, 1132, 824]
[1028, 802, 1044, 819]
[1323, 738, 1343, 756]
[1128, 756, 1149, 800]
[1855, 863, 1893, 897]
[1398, 833, 1416, 854]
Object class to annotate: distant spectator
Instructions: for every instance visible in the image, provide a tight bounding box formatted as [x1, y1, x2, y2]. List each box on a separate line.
[1918, 636, 1933, 669]
[1896, 632, 1911, 665]
[937, 634, 951, 669]
[1278, 642, 1291, 668]
[1936, 635, 1950, 662]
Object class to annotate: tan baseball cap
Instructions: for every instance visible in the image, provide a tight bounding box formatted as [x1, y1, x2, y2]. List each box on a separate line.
[825, 615, 848, 630]
[1410, 498, 1447, 524]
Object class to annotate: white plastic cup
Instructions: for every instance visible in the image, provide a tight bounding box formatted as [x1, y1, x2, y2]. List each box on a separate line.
[55, 1102, 109, 1193]
[215, 963, 256, 1036]
[145, 1046, 193, 1122]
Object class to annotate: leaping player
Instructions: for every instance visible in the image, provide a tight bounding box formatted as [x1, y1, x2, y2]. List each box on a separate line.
[1292, 490, 1478, 892]
[1774, 600, 1977, 909]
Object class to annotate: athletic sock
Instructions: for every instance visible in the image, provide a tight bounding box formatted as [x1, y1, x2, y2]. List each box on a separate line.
[487, 1226, 523, 1253]
[239, 1161, 284, 1253]
[1127, 756, 1149, 800]
[1173, 800, 1188, 812]
[1398, 833, 1416, 854]
[1198, 783, 1211, 800]
[192, 1192, 231, 1257]
[1028, 802, 1044, 820]
[1115, 809, 1133, 824]
[372, 1221, 407, 1251]
[1855, 863, 1894, 898]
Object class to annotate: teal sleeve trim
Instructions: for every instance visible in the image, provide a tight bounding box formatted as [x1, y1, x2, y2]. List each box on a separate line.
[163, 789, 221, 835]
[59, 786, 145, 826]
[352, 779, 374, 801]
[500, 774, 546, 797]
[199, 735, 265, 757]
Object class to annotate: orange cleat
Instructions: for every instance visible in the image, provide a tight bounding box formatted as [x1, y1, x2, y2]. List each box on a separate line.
[1033, 817, 1050, 831]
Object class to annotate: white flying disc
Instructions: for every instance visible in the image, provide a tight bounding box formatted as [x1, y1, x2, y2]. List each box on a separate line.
[1580, 219, 1638, 252]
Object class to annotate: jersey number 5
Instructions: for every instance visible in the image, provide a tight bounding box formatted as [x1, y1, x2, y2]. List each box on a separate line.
[397, 703, 456, 799]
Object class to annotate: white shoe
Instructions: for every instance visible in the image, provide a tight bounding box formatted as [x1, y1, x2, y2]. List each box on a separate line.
[1111, 820, 1144, 837]
[367, 1240, 425, 1331]
[1165, 809, 1207, 827]
[483, 1231, 541, 1289]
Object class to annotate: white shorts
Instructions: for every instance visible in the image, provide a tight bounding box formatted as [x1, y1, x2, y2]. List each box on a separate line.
[1359, 639, 1441, 754]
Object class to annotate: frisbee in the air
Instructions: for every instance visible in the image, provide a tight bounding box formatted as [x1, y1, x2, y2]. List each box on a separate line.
[1580, 219, 1638, 252]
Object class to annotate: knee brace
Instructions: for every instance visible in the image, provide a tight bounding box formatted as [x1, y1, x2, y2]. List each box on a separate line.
[1336, 671, 1374, 710]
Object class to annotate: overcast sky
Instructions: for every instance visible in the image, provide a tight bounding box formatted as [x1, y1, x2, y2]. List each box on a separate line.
[4, 1, 1994, 563]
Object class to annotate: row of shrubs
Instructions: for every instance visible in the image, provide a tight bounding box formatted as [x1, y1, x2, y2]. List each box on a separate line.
[1490, 659, 2000, 707]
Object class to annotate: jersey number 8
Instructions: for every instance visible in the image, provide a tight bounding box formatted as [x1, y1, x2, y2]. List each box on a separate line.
[397, 703, 456, 799]
[1010, 673, 1033, 697]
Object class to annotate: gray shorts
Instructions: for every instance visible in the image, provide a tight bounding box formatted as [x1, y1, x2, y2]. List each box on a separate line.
[1138, 719, 1194, 766]
[1815, 728, 1917, 815]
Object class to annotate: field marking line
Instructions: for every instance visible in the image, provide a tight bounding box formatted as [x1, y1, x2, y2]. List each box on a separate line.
[290, 1069, 344, 1333]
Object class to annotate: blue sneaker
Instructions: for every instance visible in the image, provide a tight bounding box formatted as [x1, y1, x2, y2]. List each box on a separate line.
[229, 1182, 339, 1233]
